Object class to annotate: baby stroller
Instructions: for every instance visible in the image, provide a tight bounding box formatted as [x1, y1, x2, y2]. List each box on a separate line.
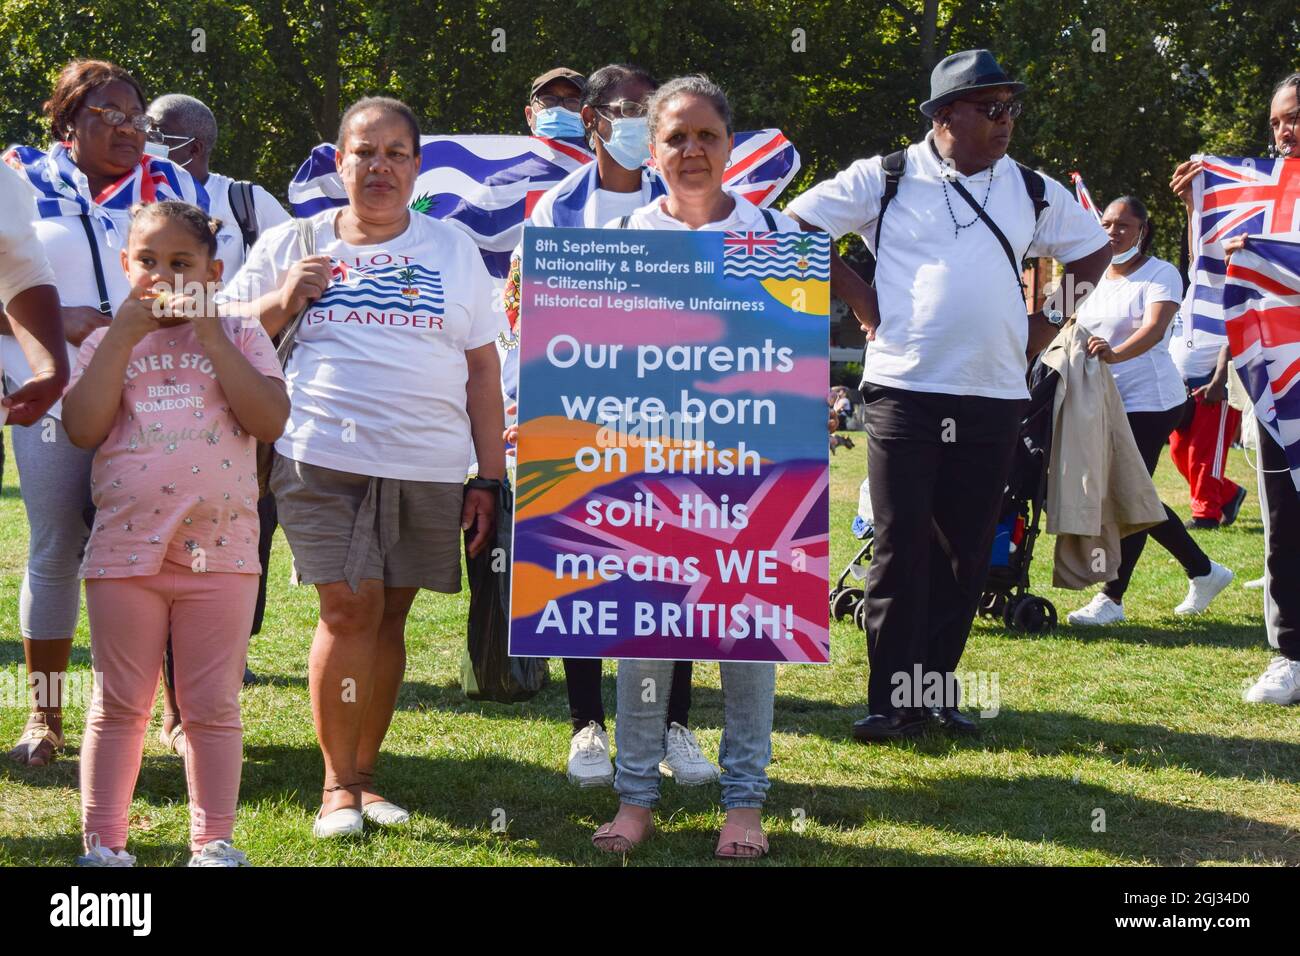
[976, 359, 1059, 633]
[829, 361, 1060, 635]
[829, 478, 874, 632]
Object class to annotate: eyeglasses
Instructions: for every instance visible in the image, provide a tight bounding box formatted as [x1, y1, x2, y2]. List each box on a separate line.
[145, 128, 196, 150]
[84, 105, 154, 133]
[592, 99, 648, 119]
[532, 94, 582, 112]
[960, 99, 1024, 121]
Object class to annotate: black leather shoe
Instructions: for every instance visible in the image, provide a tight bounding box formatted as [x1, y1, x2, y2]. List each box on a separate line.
[242, 667, 260, 687]
[1219, 486, 1248, 527]
[1185, 517, 1219, 530]
[931, 707, 981, 736]
[852, 710, 930, 743]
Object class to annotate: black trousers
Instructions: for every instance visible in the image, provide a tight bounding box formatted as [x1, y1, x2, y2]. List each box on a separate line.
[860, 384, 1023, 716]
[1102, 404, 1211, 602]
[250, 492, 278, 636]
[564, 658, 693, 733]
[1259, 425, 1300, 660]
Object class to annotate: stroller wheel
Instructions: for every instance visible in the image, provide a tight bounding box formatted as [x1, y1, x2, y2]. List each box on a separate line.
[831, 588, 860, 621]
[1010, 595, 1057, 634]
[854, 599, 868, 634]
[980, 592, 1008, 619]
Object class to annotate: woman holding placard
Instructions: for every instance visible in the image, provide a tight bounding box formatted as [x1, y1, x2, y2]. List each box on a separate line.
[589, 75, 798, 859]
[505, 63, 720, 791]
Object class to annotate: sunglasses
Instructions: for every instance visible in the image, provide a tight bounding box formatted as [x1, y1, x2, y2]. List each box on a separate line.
[532, 94, 582, 112]
[960, 99, 1024, 121]
[83, 105, 154, 133]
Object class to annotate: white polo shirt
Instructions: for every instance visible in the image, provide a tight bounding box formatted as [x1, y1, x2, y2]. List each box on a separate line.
[785, 132, 1108, 399]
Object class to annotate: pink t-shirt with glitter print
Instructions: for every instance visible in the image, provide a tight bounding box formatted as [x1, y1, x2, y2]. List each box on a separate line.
[72, 319, 284, 579]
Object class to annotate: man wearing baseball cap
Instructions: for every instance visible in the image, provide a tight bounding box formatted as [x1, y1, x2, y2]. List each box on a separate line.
[525, 67, 586, 138]
[787, 49, 1111, 742]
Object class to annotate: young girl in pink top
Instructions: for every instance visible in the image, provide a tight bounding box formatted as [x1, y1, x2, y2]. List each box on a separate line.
[62, 201, 289, 867]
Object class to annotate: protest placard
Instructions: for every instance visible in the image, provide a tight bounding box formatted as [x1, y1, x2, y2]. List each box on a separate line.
[509, 226, 831, 663]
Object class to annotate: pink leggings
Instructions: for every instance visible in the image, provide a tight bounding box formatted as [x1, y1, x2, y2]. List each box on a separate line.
[81, 563, 257, 852]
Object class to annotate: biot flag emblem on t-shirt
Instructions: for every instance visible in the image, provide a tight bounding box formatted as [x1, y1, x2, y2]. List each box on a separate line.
[1190, 156, 1300, 342]
[1222, 233, 1300, 492]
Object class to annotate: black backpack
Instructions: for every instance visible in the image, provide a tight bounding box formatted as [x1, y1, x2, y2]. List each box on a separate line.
[874, 148, 1048, 291]
[227, 179, 260, 253]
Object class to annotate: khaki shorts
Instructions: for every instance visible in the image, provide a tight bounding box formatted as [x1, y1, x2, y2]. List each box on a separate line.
[271, 455, 464, 593]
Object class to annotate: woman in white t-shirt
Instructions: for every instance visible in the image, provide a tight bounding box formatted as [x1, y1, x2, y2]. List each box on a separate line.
[223, 96, 505, 839]
[1068, 196, 1232, 626]
[590, 75, 797, 861]
[503, 64, 716, 791]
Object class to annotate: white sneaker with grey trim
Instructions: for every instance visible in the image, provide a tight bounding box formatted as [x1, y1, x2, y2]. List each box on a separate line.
[1067, 593, 1125, 626]
[1243, 656, 1300, 705]
[188, 840, 251, 867]
[567, 721, 614, 787]
[77, 842, 136, 867]
[1175, 561, 1233, 615]
[659, 722, 719, 785]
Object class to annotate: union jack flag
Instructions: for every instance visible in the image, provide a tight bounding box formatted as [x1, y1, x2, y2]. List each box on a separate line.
[723, 232, 779, 256]
[1069, 171, 1102, 224]
[1222, 234, 1300, 492]
[1190, 156, 1300, 341]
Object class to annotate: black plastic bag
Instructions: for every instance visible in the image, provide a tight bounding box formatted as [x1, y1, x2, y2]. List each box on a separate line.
[461, 480, 548, 702]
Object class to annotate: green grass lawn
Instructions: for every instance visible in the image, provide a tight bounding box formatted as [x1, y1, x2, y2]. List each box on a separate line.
[1, 429, 1297, 867]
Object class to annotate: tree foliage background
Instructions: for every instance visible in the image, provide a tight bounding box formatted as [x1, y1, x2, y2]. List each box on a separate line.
[1, 0, 1295, 263]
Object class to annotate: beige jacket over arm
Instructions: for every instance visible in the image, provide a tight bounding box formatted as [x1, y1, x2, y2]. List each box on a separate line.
[1041, 322, 1167, 589]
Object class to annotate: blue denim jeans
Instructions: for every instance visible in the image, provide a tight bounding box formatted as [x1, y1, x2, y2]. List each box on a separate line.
[614, 658, 776, 810]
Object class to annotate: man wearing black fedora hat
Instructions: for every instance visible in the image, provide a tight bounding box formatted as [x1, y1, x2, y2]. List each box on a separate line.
[788, 49, 1111, 742]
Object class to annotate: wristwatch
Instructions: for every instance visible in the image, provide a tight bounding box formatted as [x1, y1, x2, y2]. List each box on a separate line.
[1044, 308, 1065, 328]
[466, 477, 503, 491]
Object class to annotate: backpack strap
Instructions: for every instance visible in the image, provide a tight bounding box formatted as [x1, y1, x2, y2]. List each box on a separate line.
[1015, 162, 1049, 222]
[873, 149, 907, 285]
[617, 214, 631, 229]
[274, 218, 317, 367]
[760, 207, 776, 230]
[228, 180, 259, 253]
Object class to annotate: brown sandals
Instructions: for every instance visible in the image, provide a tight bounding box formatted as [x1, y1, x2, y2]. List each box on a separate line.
[8, 713, 64, 767]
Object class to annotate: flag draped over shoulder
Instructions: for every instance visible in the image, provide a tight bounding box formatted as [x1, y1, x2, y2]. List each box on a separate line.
[287, 130, 801, 280]
[1, 142, 209, 247]
[1190, 156, 1300, 345]
[1222, 233, 1300, 492]
[1069, 171, 1101, 223]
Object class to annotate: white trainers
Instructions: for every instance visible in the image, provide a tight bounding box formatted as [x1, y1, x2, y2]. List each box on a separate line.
[1244, 576, 1266, 590]
[1067, 593, 1125, 626]
[567, 721, 614, 788]
[1243, 656, 1300, 705]
[659, 722, 719, 785]
[361, 801, 411, 826]
[188, 840, 251, 867]
[77, 842, 136, 867]
[1175, 561, 1234, 615]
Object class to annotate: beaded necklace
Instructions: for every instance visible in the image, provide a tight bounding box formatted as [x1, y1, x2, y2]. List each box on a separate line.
[930, 140, 995, 239]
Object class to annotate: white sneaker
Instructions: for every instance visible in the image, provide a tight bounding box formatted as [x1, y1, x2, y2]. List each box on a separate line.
[312, 807, 363, 839]
[1243, 656, 1300, 705]
[1244, 576, 1266, 590]
[1067, 593, 1125, 626]
[1175, 561, 1234, 615]
[567, 721, 614, 788]
[659, 722, 719, 785]
[188, 840, 251, 867]
[77, 843, 136, 867]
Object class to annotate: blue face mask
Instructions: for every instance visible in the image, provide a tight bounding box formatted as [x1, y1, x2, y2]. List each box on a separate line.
[597, 117, 650, 171]
[533, 107, 585, 139]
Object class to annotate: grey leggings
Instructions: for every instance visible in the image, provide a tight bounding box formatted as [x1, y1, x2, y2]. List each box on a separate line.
[10, 417, 93, 639]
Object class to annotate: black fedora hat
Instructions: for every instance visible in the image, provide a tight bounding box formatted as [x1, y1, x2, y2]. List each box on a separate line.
[919, 49, 1026, 117]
